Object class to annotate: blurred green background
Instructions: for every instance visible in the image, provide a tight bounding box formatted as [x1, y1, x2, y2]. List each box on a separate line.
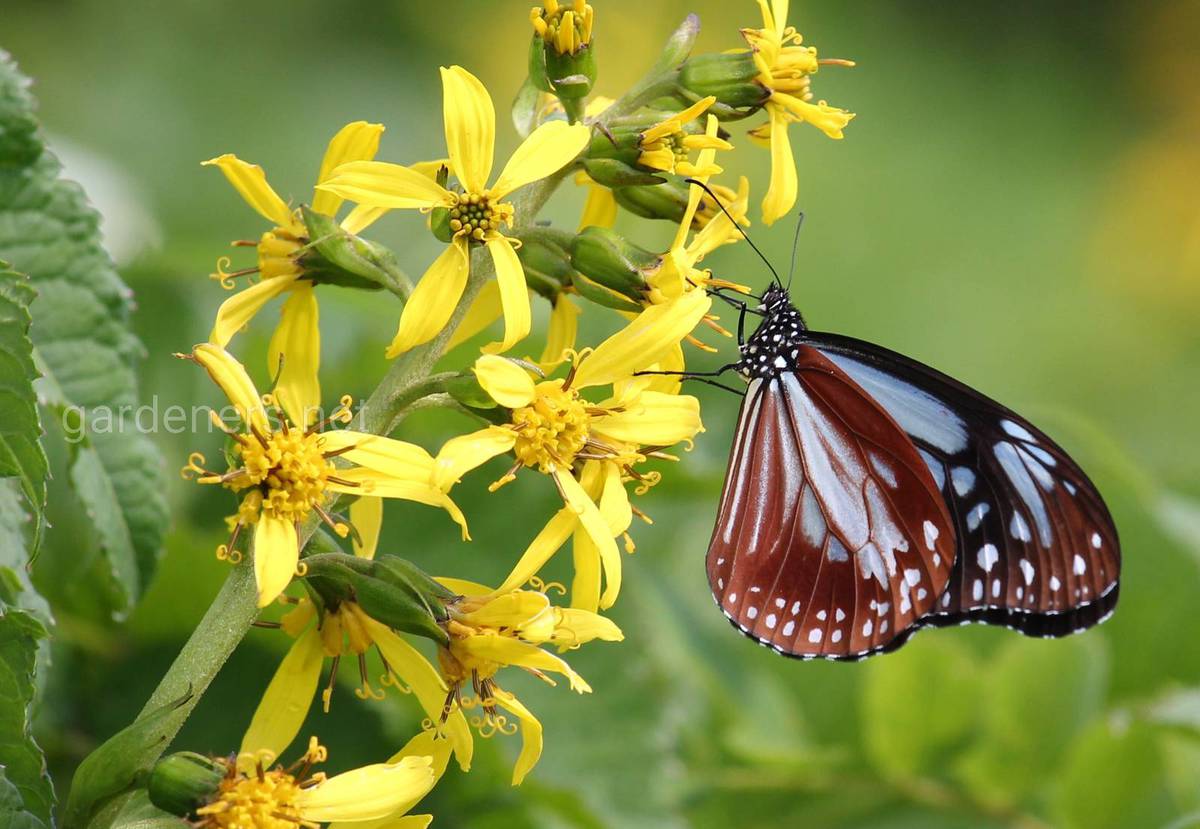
[5, 0, 1200, 826]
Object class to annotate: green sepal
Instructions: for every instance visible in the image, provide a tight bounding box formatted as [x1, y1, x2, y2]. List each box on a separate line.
[679, 52, 767, 109]
[528, 35, 553, 93]
[146, 753, 228, 818]
[430, 206, 454, 244]
[300, 553, 450, 646]
[63, 689, 194, 829]
[569, 226, 655, 301]
[580, 157, 665, 188]
[299, 207, 405, 293]
[571, 272, 645, 314]
[444, 372, 497, 410]
[546, 46, 596, 101]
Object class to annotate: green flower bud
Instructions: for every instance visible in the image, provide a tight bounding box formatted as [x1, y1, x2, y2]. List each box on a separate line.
[147, 752, 228, 818]
[572, 273, 644, 314]
[580, 157, 666, 188]
[611, 181, 693, 225]
[517, 236, 574, 299]
[679, 52, 767, 110]
[569, 226, 656, 301]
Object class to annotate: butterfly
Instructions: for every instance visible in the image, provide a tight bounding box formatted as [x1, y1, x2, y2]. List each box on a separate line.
[695, 225, 1120, 660]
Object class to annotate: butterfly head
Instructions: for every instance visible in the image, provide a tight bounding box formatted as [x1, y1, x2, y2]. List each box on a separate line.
[736, 285, 807, 379]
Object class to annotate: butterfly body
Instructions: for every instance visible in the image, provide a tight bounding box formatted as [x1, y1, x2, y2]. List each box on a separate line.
[707, 285, 1120, 659]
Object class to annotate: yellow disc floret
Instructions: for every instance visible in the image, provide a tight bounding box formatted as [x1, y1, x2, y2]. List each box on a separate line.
[232, 428, 334, 524]
[510, 381, 590, 472]
[447, 192, 513, 242]
[195, 765, 310, 829]
[530, 0, 594, 55]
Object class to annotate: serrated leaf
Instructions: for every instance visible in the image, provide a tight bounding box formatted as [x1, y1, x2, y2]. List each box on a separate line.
[0, 608, 53, 826]
[0, 266, 46, 539]
[0, 51, 167, 618]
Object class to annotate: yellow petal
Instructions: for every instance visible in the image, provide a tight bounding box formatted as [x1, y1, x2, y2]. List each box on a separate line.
[431, 426, 516, 492]
[434, 577, 494, 598]
[324, 730, 451, 829]
[457, 635, 588, 692]
[325, 471, 470, 540]
[538, 294, 580, 370]
[295, 756, 435, 823]
[460, 591, 550, 629]
[482, 238, 531, 354]
[362, 618, 474, 771]
[496, 507, 577, 594]
[386, 240, 470, 357]
[762, 105, 798, 226]
[598, 461, 633, 536]
[776, 93, 855, 139]
[492, 690, 543, 786]
[551, 608, 624, 647]
[473, 355, 536, 409]
[491, 120, 590, 198]
[320, 431, 436, 482]
[577, 180, 617, 231]
[440, 65, 495, 194]
[552, 468, 621, 608]
[772, 0, 789, 31]
[318, 160, 453, 210]
[569, 527, 601, 613]
[351, 496, 383, 559]
[572, 290, 712, 388]
[210, 273, 300, 348]
[444, 279, 503, 353]
[191, 343, 269, 432]
[253, 515, 298, 608]
[313, 121, 386, 216]
[643, 343, 684, 395]
[340, 203, 389, 235]
[268, 285, 321, 427]
[238, 627, 324, 768]
[202, 154, 292, 227]
[689, 176, 750, 261]
[593, 391, 703, 447]
[673, 114, 722, 244]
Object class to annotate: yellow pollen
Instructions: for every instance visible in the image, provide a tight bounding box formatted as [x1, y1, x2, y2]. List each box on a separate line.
[510, 383, 590, 472]
[232, 429, 333, 524]
[447, 192, 513, 243]
[195, 767, 312, 829]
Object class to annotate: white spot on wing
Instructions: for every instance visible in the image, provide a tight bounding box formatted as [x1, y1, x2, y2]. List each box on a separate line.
[808, 628, 823, 643]
[951, 466, 976, 496]
[967, 502, 990, 531]
[782, 620, 795, 637]
[765, 613, 777, 629]
[816, 610, 827, 621]
[1073, 554, 1087, 575]
[747, 606, 758, 620]
[972, 579, 984, 601]
[923, 520, 939, 551]
[1010, 512, 1032, 542]
[1091, 532, 1102, 549]
[1019, 559, 1035, 585]
[831, 629, 843, 644]
[978, 544, 999, 572]
[1002, 419, 1036, 442]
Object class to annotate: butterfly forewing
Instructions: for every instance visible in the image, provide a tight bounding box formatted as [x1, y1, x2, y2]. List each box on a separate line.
[706, 345, 957, 659]
[811, 332, 1120, 635]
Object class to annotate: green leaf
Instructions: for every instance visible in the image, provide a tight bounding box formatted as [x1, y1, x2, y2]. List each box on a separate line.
[62, 690, 192, 829]
[0, 51, 167, 617]
[0, 608, 53, 827]
[0, 266, 46, 541]
[861, 634, 980, 779]
[0, 769, 49, 829]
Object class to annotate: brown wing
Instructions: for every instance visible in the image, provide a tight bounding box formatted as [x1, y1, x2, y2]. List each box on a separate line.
[707, 346, 958, 659]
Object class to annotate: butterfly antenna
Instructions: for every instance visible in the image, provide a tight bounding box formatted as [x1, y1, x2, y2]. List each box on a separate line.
[785, 211, 805, 292]
[683, 177, 783, 289]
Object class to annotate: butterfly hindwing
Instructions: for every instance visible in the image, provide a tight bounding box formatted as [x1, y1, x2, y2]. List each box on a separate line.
[706, 345, 957, 659]
[809, 331, 1121, 636]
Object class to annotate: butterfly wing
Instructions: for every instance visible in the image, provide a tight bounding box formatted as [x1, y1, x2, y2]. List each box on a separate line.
[808, 331, 1121, 636]
[707, 346, 957, 659]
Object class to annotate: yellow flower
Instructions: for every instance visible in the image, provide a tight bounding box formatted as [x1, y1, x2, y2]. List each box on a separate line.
[530, 0, 594, 55]
[436, 298, 708, 611]
[742, 0, 855, 224]
[434, 579, 622, 785]
[179, 343, 471, 607]
[635, 96, 732, 178]
[317, 66, 591, 357]
[203, 122, 389, 423]
[241, 595, 474, 776]
[203, 737, 437, 829]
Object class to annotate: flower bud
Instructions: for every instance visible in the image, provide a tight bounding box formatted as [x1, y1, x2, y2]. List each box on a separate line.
[569, 226, 657, 302]
[679, 52, 766, 109]
[611, 181, 694, 225]
[517, 235, 573, 299]
[530, 1, 597, 115]
[147, 752, 228, 818]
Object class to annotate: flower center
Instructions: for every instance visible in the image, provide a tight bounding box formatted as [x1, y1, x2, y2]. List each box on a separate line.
[195, 768, 309, 829]
[235, 429, 333, 523]
[448, 192, 512, 242]
[510, 383, 590, 472]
